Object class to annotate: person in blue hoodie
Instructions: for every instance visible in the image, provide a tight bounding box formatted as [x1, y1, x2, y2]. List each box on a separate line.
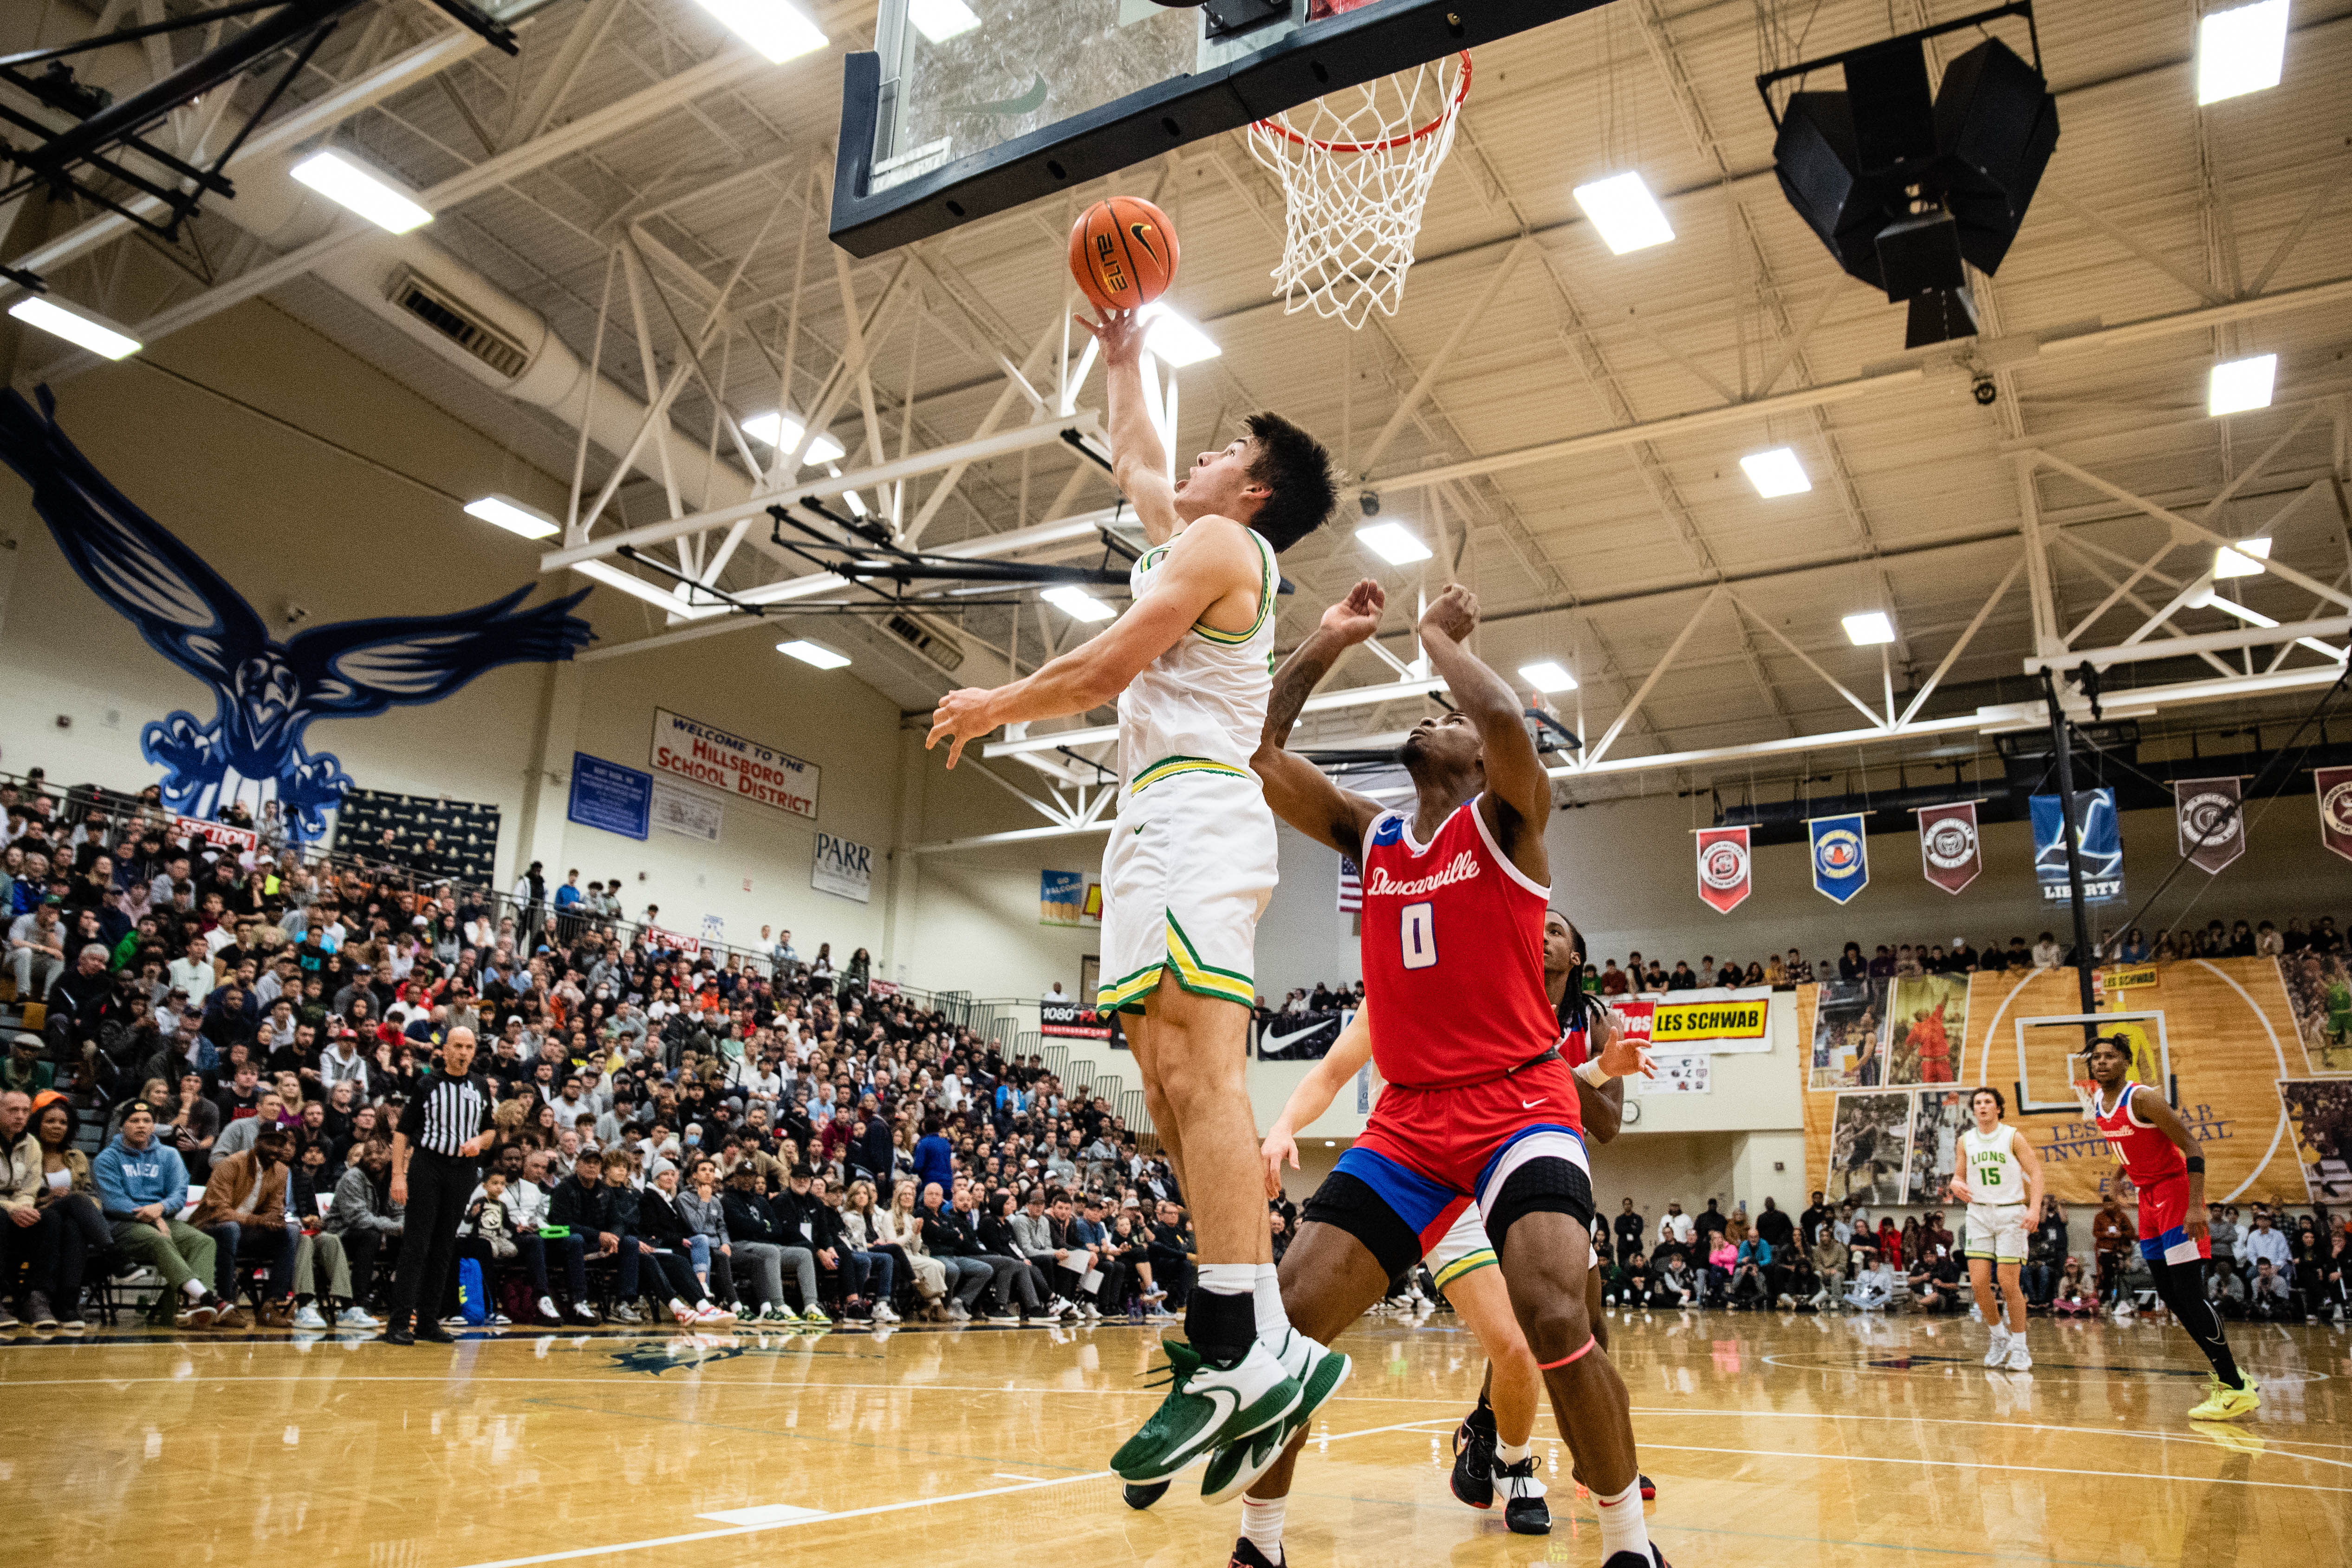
[93, 1099, 226, 1327]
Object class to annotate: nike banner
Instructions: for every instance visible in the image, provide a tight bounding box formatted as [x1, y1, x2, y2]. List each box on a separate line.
[1256, 1008, 1351, 1061]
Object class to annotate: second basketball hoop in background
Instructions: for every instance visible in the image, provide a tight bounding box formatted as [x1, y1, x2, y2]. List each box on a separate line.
[1068, 196, 1181, 314]
[1248, 51, 1470, 328]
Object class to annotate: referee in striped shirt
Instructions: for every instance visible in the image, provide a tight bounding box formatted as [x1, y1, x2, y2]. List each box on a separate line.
[383, 1027, 492, 1345]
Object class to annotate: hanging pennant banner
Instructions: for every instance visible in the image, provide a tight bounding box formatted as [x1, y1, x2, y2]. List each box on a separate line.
[2317, 766, 2352, 864]
[2175, 776, 2246, 874]
[1694, 826, 1752, 914]
[1915, 802, 1981, 894]
[2029, 787, 2125, 903]
[1808, 813, 1869, 904]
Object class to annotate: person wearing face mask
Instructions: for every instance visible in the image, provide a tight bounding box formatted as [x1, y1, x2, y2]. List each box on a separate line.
[190, 1123, 301, 1327]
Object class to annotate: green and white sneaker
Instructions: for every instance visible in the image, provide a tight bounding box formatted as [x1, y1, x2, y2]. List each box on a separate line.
[800, 1304, 832, 1326]
[1199, 1328, 1353, 1504]
[1111, 1337, 1302, 1484]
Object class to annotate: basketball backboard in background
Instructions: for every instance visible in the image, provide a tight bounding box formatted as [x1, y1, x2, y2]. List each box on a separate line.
[831, 0, 1606, 256]
[2014, 1010, 2170, 1116]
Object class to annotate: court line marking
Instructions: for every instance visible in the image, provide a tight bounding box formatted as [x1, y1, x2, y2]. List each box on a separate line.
[989, 1473, 1043, 1481]
[1637, 1441, 2352, 1493]
[444, 1419, 1440, 1568]
[1622, 1402, 2352, 1465]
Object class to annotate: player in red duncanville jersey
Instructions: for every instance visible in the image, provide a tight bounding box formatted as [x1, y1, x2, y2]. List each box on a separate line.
[1214, 579, 1664, 1568]
[2084, 1034, 2261, 1422]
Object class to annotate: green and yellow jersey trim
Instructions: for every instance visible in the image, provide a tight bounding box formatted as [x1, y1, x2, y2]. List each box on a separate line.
[1433, 1250, 1499, 1292]
[1129, 755, 1251, 796]
[1093, 911, 1254, 1014]
[1191, 529, 1277, 644]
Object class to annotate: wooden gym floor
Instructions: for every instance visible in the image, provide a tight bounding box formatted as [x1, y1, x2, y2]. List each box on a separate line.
[5, 1308, 2346, 1567]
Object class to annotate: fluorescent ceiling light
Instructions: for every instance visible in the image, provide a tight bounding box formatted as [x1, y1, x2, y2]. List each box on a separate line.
[743, 410, 845, 464]
[288, 150, 432, 234]
[777, 638, 851, 669]
[690, 0, 828, 63]
[2196, 0, 2288, 104]
[2213, 535, 2271, 579]
[1137, 302, 1220, 367]
[1042, 584, 1117, 623]
[1842, 611, 1897, 646]
[907, 0, 981, 43]
[1356, 522, 1433, 565]
[1740, 447, 1812, 498]
[2208, 353, 2276, 416]
[1519, 661, 1578, 693]
[464, 494, 559, 540]
[7, 295, 141, 360]
[1572, 171, 1675, 254]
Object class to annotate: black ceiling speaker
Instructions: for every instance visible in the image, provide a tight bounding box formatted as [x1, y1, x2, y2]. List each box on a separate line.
[1757, 3, 2057, 348]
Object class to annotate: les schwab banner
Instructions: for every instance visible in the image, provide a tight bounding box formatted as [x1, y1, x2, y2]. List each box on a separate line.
[1615, 986, 1773, 1053]
[650, 708, 819, 820]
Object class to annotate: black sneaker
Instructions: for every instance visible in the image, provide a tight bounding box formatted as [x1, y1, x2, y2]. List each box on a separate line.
[1639, 1472, 1658, 1501]
[1449, 1420, 1496, 1509]
[1604, 1546, 1671, 1568]
[1494, 1453, 1550, 1535]
[1228, 1538, 1282, 1568]
[1121, 1479, 1170, 1510]
[416, 1321, 457, 1344]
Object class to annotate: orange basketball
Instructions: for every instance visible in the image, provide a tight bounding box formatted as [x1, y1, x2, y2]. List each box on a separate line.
[1068, 195, 1179, 315]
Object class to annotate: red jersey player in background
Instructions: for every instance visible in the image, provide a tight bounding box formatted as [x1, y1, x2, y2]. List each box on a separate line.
[2085, 1034, 2261, 1421]
[1209, 579, 1664, 1568]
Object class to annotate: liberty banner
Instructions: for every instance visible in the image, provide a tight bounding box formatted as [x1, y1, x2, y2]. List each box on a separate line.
[2031, 787, 2125, 902]
[2175, 776, 2246, 873]
[2317, 766, 2352, 864]
[1694, 826, 1752, 913]
[1808, 813, 1869, 904]
[1915, 801, 1981, 893]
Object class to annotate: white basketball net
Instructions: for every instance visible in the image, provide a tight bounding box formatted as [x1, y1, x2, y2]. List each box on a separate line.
[1247, 52, 1470, 330]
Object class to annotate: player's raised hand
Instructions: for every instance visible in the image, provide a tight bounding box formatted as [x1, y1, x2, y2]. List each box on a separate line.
[1594, 1008, 1655, 1079]
[1261, 1128, 1300, 1198]
[1072, 305, 1144, 368]
[1319, 579, 1386, 645]
[926, 687, 997, 769]
[1418, 581, 1478, 643]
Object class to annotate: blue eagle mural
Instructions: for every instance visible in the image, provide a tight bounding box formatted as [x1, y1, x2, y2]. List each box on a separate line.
[0, 386, 594, 844]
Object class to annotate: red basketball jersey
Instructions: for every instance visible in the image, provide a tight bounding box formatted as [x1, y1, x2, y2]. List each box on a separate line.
[1359, 797, 1561, 1094]
[2089, 1083, 2185, 1185]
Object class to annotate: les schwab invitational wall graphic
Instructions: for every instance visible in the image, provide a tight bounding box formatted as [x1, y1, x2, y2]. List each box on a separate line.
[0, 388, 593, 842]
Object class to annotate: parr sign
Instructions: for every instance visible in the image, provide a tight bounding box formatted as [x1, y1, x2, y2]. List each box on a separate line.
[650, 708, 819, 820]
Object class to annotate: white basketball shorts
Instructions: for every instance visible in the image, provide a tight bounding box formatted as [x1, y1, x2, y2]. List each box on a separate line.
[1427, 1204, 1498, 1292]
[1965, 1201, 2029, 1263]
[1096, 766, 1277, 1015]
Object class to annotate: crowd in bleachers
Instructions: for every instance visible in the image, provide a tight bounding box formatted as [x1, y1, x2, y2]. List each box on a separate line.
[0, 769, 1199, 1336]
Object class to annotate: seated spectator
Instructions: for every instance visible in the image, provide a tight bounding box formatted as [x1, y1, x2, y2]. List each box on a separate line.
[1844, 1250, 1897, 1311]
[1905, 1245, 1962, 1312]
[13, 1093, 106, 1330]
[878, 1178, 947, 1316]
[2248, 1257, 2298, 1322]
[1651, 1254, 1698, 1308]
[2051, 1256, 2096, 1316]
[1781, 1248, 1819, 1310]
[191, 1122, 301, 1327]
[2023, 1200, 2067, 1306]
[93, 1099, 227, 1327]
[542, 1149, 626, 1325]
[637, 1163, 732, 1325]
[2207, 1259, 2248, 1320]
[728, 1165, 825, 1324]
[325, 1139, 403, 1312]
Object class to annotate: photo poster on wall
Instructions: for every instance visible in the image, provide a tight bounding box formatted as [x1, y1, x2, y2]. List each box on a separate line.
[2279, 1079, 2352, 1202]
[1826, 1090, 1914, 1206]
[1041, 870, 1085, 926]
[1902, 1089, 1970, 1204]
[1807, 978, 1890, 1088]
[650, 781, 721, 842]
[2277, 951, 2352, 1073]
[1880, 971, 1967, 1085]
[812, 832, 874, 904]
[568, 753, 650, 840]
[1635, 1054, 1711, 1096]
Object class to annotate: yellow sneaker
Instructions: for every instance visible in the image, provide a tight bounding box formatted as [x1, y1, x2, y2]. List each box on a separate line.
[2186, 1372, 2261, 1422]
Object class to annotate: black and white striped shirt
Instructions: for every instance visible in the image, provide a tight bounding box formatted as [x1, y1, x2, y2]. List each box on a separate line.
[397, 1072, 490, 1158]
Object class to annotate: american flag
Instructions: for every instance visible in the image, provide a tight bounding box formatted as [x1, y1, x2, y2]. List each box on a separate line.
[1337, 856, 1362, 913]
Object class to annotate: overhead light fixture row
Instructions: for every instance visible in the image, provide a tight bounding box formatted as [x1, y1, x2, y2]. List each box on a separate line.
[465, 494, 559, 540]
[1842, 611, 1897, 646]
[2197, 0, 2289, 104]
[1519, 661, 1578, 693]
[1740, 447, 1812, 498]
[289, 150, 433, 234]
[1356, 522, 1433, 565]
[743, 410, 846, 464]
[7, 295, 140, 360]
[692, 0, 828, 63]
[2213, 536, 2272, 579]
[1572, 172, 1676, 255]
[1041, 585, 1117, 622]
[777, 638, 851, 669]
[2208, 353, 2276, 416]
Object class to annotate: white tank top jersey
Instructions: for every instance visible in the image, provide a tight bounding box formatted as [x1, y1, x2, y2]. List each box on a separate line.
[1960, 1123, 2026, 1205]
[1115, 524, 1279, 798]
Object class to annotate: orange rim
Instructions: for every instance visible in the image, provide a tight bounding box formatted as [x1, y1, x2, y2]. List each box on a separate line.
[1253, 52, 1472, 154]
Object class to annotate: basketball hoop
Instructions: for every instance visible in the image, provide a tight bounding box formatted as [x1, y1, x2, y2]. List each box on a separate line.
[1247, 52, 1470, 329]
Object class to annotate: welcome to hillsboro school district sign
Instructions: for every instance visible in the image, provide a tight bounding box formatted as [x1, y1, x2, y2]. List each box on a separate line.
[650, 707, 819, 820]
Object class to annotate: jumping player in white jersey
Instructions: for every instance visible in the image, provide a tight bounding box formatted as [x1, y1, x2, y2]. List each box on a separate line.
[927, 306, 1344, 1497]
[1946, 1087, 2044, 1372]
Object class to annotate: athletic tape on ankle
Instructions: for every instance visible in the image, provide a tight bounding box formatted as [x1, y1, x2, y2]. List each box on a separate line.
[1538, 1336, 1596, 1371]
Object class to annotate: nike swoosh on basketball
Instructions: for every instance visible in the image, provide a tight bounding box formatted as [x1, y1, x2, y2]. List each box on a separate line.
[1128, 221, 1163, 264]
[1260, 1024, 1328, 1054]
[942, 72, 1049, 116]
[1521, 1098, 1546, 1109]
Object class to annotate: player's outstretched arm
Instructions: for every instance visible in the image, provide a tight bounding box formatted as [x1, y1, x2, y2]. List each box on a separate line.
[926, 518, 1258, 767]
[1416, 585, 1551, 881]
[1251, 579, 1388, 857]
[1073, 309, 1179, 545]
[2131, 1087, 2209, 1240]
[1262, 1005, 1375, 1196]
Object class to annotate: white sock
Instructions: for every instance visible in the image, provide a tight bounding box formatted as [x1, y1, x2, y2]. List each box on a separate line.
[183, 1277, 208, 1300]
[1199, 1263, 1255, 1296]
[1254, 1263, 1290, 1340]
[1596, 1479, 1650, 1564]
[1989, 1323, 2009, 1344]
[1493, 1438, 1531, 1465]
[1240, 1495, 1286, 1560]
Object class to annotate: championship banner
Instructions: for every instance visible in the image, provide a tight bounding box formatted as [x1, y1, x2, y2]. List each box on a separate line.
[2316, 766, 2352, 863]
[2175, 776, 2245, 873]
[1915, 802, 1981, 894]
[1635, 986, 1773, 1051]
[2030, 787, 2124, 902]
[1694, 826, 1751, 914]
[1040, 1000, 1111, 1040]
[1807, 813, 1869, 904]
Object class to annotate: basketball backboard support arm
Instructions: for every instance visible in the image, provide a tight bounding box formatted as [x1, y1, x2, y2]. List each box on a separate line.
[829, 0, 1607, 257]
